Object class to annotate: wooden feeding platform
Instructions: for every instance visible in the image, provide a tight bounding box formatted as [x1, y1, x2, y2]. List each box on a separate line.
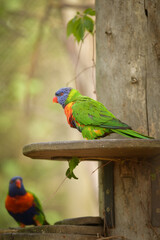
[1, 139, 160, 240]
[23, 139, 160, 161]
[23, 139, 160, 236]
[0, 217, 104, 240]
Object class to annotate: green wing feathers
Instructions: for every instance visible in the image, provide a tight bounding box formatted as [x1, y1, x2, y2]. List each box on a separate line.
[29, 191, 49, 225]
[72, 97, 131, 129]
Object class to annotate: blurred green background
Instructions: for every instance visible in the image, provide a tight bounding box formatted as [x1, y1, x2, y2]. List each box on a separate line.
[0, 0, 98, 228]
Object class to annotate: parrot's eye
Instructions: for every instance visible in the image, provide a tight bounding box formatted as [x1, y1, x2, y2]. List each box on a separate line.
[10, 180, 14, 184]
[56, 92, 64, 96]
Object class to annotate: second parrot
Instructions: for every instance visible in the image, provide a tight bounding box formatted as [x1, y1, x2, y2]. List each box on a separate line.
[5, 176, 49, 227]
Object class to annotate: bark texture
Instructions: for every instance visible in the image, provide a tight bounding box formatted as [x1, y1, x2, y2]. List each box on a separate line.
[96, 0, 160, 138]
[96, 0, 160, 239]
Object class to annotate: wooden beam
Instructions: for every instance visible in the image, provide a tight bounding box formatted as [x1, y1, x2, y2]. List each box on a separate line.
[103, 162, 115, 228]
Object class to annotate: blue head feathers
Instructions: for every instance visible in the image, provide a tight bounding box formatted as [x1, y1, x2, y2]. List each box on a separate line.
[9, 176, 26, 197]
[53, 87, 72, 108]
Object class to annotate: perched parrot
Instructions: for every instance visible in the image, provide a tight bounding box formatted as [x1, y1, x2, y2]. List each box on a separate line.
[53, 87, 153, 140]
[5, 176, 49, 227]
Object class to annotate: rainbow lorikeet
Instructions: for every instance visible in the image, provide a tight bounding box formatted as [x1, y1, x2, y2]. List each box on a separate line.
[5, 176, 49, 227]
[53, 87, 153, 140]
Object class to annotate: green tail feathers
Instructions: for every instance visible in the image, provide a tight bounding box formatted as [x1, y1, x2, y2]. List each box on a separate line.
[112, 129, 154, 139]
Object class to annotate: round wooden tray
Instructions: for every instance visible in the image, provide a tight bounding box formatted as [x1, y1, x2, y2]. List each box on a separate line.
[23, 139, 160, 161]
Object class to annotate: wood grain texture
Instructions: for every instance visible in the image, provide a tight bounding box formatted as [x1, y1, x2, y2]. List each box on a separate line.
[96, 0, 160, 238]
[54, 216, 103, 226]
[96, 0, 160, 138]
[23, 139, 160, 160]
[0, 217, 104, 240]
[145, 0, 160, 138]
[0, 233, 99, 240]
[18, 225, 103, 235]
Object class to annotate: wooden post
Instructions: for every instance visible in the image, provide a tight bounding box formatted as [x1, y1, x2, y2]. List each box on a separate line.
[96, 0, 160, 239]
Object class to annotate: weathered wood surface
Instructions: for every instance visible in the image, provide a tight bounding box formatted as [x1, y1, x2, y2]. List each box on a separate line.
[145, 0, 160, 139]
[18, 225, 103, 235]
[0, 233, 99, 240]
[54, 216, 103, 226]
[151, 157, 160, 227]
[0, 217, 104, 240]
[23, 139, 160, 161]
[96, 0, 160, 239]
[96, 0, 160, 139]
[0, 230, 18, 234]
[103, 162, 115, 228]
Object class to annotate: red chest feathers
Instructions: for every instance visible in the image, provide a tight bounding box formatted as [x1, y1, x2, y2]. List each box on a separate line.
[5, 192, 34, 213]
[64, 102, 75, 128]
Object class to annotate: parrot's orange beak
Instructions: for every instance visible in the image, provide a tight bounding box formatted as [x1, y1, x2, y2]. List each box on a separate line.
[53, 96, 58, 103]
[16, 179, 21, 189]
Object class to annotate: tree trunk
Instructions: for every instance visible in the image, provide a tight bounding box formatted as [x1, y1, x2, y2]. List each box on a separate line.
[96, 0, 160, 239]
[96, 0, 160, 138]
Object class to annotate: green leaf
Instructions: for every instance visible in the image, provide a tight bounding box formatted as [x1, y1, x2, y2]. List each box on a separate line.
[66, 16, 78, 37]
[69, 157, 79, 171]
[73, 18, 85, 42]
[83, 15, 94, 33]
[83, 8, 96, 16]
[66, 168, 78, 180]
[67, 17, 85, 42]
[66, 169, 72, 179]
[66, 8, 95, 43]
[65, 157, 80, 180]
